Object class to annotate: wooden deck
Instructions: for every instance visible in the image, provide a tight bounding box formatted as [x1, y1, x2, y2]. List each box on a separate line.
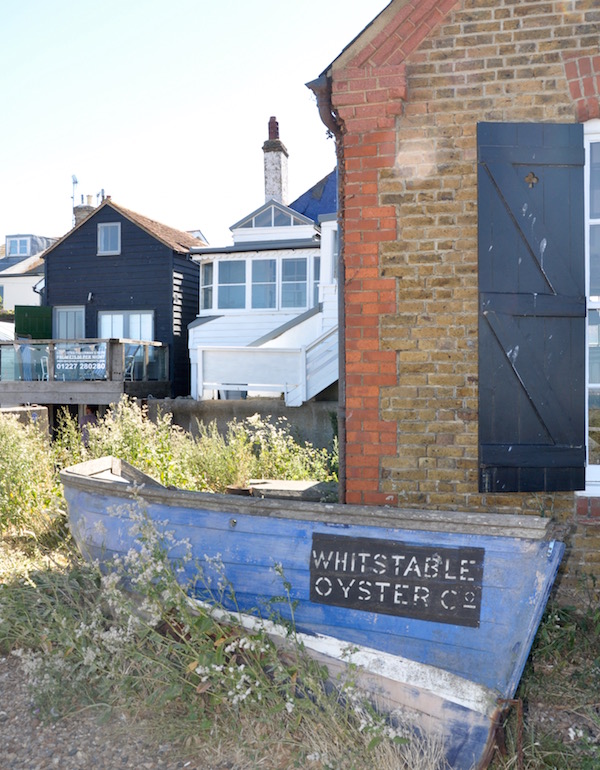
[0, 338, 170, 405]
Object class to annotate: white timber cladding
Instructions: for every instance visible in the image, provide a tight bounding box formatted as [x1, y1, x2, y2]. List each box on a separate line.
[188, 219, 339, 405]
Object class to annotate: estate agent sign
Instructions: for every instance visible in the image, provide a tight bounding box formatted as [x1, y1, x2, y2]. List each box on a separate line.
[55, 343, 107, 380]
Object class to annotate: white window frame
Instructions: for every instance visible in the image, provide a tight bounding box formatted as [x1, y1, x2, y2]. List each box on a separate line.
[199, 254, 315, 315]
[585, 119, 600, 487]
[98, 310, 154, 340]
[200, 262, 214, 311]
[6, 237, 30, 257]
[251, 258, 277, 309]
[97, 222, 121, 256]
[54, 306, 85, 340]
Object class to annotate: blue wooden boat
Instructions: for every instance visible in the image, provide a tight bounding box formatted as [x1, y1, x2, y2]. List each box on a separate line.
[61, 456, 564, 770]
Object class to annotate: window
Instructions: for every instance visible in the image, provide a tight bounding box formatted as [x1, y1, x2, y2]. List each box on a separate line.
[98, 310, 154, 340]
[6, 237, 30, 257]
[54, 306, 85, 340]
[218, 262, 245, 309]
[252, 259, 276, 308]
[97, 223, 121, 255]
[313, 257, 321, 307]
[201, 263, 213, 310]
[281, 258, 307, 308]
[586, 123, 600, 479]
[238, 205, 308, 229]
[0, 286, 4, 309]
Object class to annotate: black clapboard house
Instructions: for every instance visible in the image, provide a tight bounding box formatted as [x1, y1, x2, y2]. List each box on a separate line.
[0, 198, 203, 418]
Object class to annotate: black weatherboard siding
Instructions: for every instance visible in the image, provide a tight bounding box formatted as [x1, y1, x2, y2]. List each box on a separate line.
[477, 122, 586, 493]
[44, 203, 199, 397]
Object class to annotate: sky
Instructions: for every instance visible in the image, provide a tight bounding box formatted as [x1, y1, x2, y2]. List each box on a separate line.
[1, 0, 390, 249]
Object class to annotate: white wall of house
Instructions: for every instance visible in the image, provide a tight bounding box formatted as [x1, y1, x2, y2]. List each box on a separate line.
[0, 274, 41, 310]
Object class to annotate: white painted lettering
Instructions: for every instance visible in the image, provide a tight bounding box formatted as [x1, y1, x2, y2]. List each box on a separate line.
[393, 583, 410, 606]
[312, 550, 334, 569]
[336, 578, 356, 599]
[444, 558, 457, 580]
[373, 553, 387, 574]
[424, 554, 441, 579]
[314, 576, 333, 597]
[358, 553, 371, 573]
[441, 589, 457, 610]
[403, 555, 422, 578]
[334, 551, 349, 571]
[374, 581, 391, 601]
[460, 559, 476, 581]
[391, 554, 406, 575]
[413, 585, 430, 607]
[358, 580, 372, 600]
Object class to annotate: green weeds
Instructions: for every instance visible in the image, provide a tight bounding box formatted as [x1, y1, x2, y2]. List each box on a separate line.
[55, 397, 338, 493]
[0, 500, 445, 769]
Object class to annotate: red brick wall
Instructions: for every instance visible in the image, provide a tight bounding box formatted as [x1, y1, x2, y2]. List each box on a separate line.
[329, 0, 600, 527]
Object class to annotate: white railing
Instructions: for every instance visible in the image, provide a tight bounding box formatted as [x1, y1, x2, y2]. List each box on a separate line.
[192, 326, 338, 406]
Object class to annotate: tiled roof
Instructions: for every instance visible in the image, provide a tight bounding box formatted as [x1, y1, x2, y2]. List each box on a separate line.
[289, 169, 337, 221]
[107, 200, 206, 252]
[43, 198, 206, 257]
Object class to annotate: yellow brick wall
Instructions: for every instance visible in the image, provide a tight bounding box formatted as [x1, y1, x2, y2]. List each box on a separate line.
[330, 0, 600, 592]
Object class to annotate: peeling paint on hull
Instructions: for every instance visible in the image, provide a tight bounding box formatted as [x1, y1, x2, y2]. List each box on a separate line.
[61, 457, 565, 770]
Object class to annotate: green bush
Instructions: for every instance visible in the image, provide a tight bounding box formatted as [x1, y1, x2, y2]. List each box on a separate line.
[53, 397, 338, 494]
[0, 415, 58, 535]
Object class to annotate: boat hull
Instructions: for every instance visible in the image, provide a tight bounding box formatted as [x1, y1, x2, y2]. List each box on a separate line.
[61, 457, 565, 770]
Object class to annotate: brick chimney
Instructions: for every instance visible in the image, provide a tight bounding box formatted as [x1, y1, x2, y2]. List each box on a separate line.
[262, 116, 288, 204]
[73, 194, 96, 226]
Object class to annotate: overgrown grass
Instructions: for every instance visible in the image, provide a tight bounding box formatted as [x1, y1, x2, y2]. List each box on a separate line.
[489, 588, 600, 769]
[0, 400, 448, 769]
[55, 396, 338, 492]
[3, 398, 599, 768]
[0, 500, 446, 769]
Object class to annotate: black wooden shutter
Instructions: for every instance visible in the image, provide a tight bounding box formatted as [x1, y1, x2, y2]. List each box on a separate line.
[478, 122, 585, 493]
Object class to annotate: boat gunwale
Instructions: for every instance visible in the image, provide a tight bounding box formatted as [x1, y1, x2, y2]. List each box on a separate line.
[60, 456, 556, 540]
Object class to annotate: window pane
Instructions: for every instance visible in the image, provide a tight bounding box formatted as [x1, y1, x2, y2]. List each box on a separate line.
[282, 258, 307, 282]
[201, 263, 213, 286]
[313, 256, 321, 306]
[201, 286, 213, 310]
[98, 223, 120, 254]
[252, 285, 276, 308]
[219, 261, 245, 284]
[282, 283, 307, 308]
[55, 307, 85, 339]
[254, 209, 272, 228]
[591, 225, 600, 299]
[590, 310, 600, 382]
[252, 259, 276, 283]
[201, 263, 213, 310]
[273, 209, 290, 226]
[218, 285, 245, 308]
[281, 258, 307, 308]
[591, 143, 600, 219]
[99, 313, 123, 338]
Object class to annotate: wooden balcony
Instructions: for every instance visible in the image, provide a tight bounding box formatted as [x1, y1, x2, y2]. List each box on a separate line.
[0, 339, 170, 406]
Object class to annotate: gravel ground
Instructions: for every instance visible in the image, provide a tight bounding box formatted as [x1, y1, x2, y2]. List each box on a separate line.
[0, 655, 206, 770]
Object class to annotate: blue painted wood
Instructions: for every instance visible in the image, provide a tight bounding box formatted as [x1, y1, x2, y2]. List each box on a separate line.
[62, 459, 565, 770]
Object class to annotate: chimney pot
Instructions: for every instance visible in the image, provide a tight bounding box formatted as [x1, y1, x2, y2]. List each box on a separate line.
[268, 116, 279, 140]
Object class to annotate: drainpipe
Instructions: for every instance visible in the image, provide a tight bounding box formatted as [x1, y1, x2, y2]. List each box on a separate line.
[306, 74, 347, 503]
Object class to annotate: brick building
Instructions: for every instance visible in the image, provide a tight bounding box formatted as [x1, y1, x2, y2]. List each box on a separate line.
[308, 0, 600, 594]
